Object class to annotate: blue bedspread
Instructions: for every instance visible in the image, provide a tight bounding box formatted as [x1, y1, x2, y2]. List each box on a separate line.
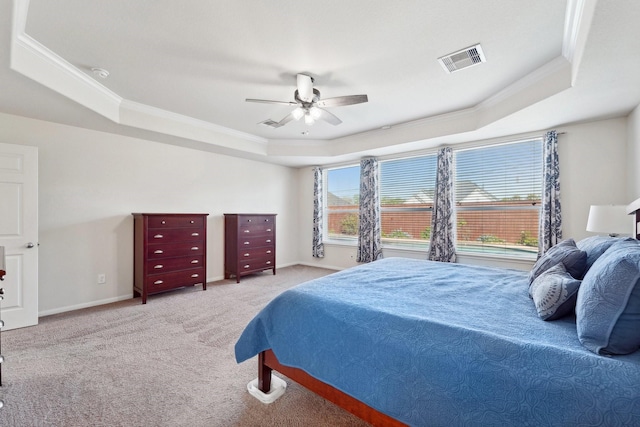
[235, 257, 640, 426]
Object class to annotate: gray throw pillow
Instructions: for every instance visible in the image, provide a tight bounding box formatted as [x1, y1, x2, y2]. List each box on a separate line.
[530, 263, 581, 321]
[528, 238, 587, 286]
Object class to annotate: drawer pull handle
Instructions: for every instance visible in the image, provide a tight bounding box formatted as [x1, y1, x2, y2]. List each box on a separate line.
[243, 265, 250, 269]
[191, 260, 199, 264]
[154, 250, 164, 254]
[161, 220, 166, 224]
[191, 232, 199, 237]
[266, 239, 272, 243]
[266, 250, 272, 254]
[266, 228, 272, 232]
[190, 220, 195, 224]
[154, 234, 164, 239]
[243, 241, 250, 245]
[154, 280, 164, 285]
[154, 265, 163, 269]
[248, 219, 252, 222]
[243, 253, 250, 257]
[266, 261, 272, 265]
[191, 246, 199, 251]
[243, 230, 250, 233]
[265, 219, 270, 222]
[191, 274, 199, 278]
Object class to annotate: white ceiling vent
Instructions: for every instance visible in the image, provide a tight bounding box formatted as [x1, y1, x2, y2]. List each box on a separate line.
[438, 44, 486, 73]
[259, 119, 284, 128]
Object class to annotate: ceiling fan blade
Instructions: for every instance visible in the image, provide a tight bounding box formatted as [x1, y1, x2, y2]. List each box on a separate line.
[296, 74, 314, 103]
[316, 94, 368, 108]
[278, 112, 296, 126]
[318, 108, 342, 126]
[246, 98, 297, 106]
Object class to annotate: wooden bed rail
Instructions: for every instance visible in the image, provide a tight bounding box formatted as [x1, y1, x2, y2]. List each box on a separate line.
[258, 349, 407, 427]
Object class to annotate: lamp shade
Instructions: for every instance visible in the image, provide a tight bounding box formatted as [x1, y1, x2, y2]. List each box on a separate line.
[586, 205, 630, 236]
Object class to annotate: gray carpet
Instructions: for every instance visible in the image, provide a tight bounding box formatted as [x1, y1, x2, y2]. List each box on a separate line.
[0, 265, 370, 426]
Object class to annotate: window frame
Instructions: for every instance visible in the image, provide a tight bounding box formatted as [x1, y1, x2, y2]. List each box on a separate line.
[323, 165, 360, 245]
[379, 154, 437, 250]
[320, 137, 544, 261]
[453, 138, 543, 260]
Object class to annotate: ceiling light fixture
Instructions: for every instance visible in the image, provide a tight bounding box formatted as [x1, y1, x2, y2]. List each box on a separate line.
[291, 107, 305, 121]
[309, 106, 322, 120]
[304, 113, 315, 126]
[91, 67, 109, 79]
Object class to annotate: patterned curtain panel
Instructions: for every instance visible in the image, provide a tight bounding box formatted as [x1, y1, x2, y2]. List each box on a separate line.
[538, 130, 562, 257]
[312, 167, 325, 258]
[357, 158, 382, 263]
[428, 147, 457, 263]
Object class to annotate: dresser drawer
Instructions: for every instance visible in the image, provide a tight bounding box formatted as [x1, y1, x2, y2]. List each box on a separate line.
[148, 215, 205, 229]
[147, 242, 204, 259]
[238, 258, 275, 273]
[238, 215, 275, 227]
[145, 255, 204, 275]
[146, 268, 205, 291]
[237, 247, 274, 261]
[239, 219, 275, 236]
[148, 228, 204, 243]
[238, 235, 275, 248]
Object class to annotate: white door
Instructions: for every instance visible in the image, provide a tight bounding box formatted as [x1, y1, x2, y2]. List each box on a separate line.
[0, 142, 38, 330]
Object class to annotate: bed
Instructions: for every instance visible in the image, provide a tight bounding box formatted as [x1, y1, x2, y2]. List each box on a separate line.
[235, 238, 640, 426]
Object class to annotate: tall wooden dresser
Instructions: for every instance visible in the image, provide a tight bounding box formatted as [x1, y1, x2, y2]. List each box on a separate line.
[224, 213, 276, 283]
[133, 213, 208, 303]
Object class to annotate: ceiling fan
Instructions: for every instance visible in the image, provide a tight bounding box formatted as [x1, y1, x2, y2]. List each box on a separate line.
[246, 74, 368, 128]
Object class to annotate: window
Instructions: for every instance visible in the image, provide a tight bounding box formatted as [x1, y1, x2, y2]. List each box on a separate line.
[380, 155, 437, 248]
[325, 165, 360, 241]
[454, 139, 542, 258]
[322, 138, 543, 259]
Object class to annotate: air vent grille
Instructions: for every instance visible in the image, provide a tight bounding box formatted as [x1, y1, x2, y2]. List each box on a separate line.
[438, 44, 486, 73]
[259, 119, 284, 128]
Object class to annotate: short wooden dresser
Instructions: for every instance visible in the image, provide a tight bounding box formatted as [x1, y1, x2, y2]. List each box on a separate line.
[224, 213, 276, 283]
[132, 213, 208, 303]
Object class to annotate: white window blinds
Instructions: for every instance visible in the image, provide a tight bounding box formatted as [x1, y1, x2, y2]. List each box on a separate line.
[454, 139, 543, 258]
[380, 155, 437, 247]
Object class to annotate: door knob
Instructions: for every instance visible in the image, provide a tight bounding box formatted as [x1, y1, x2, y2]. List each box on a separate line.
[25, 242, 35, 248]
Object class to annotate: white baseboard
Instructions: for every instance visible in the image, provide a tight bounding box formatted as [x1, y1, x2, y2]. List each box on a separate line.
[295, 261, 344, 271]
[39, 294, 133, 317]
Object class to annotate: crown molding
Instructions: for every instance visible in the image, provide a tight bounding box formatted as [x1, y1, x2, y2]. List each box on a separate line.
[10, 0, 266, 153]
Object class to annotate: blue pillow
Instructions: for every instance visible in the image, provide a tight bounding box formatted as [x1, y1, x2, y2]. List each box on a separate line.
[528, 238, 587, 285]
[576, 239, 640, 355]
[529, 263, 581, 320]
[576, 236, 634, 273]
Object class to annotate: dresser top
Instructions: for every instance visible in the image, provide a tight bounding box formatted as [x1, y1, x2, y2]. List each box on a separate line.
[132, 213, 209, 216]
[223, 213, 277, 216]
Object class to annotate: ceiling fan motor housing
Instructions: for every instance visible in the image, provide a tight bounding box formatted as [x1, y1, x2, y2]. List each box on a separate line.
[294, 88, 320, 106]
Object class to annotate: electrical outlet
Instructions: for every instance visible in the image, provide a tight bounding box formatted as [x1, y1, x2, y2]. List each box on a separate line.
[97, 273, 106, 284]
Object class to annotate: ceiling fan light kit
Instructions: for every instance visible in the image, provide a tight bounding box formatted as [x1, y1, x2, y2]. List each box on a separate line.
[248, 74, 368, 128]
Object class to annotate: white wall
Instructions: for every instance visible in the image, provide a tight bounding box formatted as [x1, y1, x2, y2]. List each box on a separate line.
[297, 116, 630, 271]
[560, 117, 629, 239]
[0, 112, 299, 315]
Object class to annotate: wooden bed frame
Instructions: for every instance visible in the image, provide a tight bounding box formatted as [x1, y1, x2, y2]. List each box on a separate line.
[258, 349, 406, 426]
